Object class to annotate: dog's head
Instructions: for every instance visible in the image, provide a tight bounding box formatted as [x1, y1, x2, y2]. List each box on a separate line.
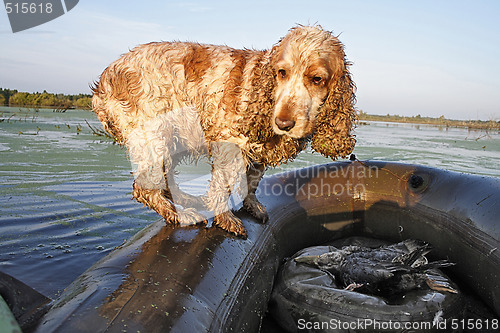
[270, 25, 357, 159]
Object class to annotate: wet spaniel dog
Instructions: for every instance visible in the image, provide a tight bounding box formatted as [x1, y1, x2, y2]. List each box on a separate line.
[92, 25, 357, 238]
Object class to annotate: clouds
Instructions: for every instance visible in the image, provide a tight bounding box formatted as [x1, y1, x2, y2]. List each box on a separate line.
[1, 3, 177, 93]
[175, 2, 212, 13]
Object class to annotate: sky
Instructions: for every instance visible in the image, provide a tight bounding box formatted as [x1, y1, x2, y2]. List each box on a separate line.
[1, 0, 499, 120]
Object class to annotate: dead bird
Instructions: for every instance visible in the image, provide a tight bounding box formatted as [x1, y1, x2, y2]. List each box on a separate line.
[294, 239, 457, 295]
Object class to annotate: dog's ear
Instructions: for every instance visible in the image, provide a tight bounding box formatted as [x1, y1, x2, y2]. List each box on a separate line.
[311, 53, 357, 160]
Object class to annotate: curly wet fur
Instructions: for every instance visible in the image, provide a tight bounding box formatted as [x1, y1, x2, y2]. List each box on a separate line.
[92, 25, 357, 238]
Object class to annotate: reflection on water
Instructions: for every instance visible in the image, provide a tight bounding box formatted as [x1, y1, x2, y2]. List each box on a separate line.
[0, 107, 499, 299]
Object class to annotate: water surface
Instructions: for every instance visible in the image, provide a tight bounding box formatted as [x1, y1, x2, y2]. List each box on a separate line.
[1, 107, 499, 299]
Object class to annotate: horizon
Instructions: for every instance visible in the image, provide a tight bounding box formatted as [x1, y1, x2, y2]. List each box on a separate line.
[1, 0, 499, 121]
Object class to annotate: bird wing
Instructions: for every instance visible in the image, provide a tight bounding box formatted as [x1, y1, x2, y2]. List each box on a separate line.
[341, 256, 402, 286]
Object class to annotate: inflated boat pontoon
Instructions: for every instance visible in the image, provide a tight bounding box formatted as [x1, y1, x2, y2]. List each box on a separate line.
[4, 161, 500, 332]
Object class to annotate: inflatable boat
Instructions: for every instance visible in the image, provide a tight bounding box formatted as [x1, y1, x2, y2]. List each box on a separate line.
[3, 161, 500, 332]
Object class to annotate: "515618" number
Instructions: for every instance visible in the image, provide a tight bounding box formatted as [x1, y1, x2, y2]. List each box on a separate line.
[5, 2, 53, 14]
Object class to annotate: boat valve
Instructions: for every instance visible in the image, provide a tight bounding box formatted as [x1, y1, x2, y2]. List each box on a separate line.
[409, 174, 424, 189]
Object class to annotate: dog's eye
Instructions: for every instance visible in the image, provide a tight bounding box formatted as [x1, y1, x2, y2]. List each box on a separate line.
[312, 76, 323, 85]
[278, 69, 287, 79]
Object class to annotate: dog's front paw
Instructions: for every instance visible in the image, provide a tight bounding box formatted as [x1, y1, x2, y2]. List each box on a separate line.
[177, 208, 207, 226]
[243, 196, 269, 223]
[212, 211, 247, 239]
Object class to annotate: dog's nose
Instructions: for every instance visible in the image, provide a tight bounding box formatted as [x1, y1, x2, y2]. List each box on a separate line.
[275, 117, 296, 131]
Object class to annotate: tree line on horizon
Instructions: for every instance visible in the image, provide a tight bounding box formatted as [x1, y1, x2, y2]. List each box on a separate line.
[0, 88, 92, 109]
[1, 88, 498, 129]
[358, 110, 499, 129]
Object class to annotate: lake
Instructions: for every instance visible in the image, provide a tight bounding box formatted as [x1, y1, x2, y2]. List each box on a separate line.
[1, 106, 499, 300]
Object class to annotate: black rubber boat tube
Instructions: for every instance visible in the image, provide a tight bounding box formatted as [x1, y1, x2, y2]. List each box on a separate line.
[34, 161, 500, 332]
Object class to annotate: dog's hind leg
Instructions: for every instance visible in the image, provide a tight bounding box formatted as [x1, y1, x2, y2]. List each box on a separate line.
[132, 182, 177, 222]
[165, 154, 206, 210]
[133, 181, 207, 226]
[164, 106, 208, 210]
[128, 113, 207, 226]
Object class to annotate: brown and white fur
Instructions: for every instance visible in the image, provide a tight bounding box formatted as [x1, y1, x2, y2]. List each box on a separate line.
[91, 25, 357, 238]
